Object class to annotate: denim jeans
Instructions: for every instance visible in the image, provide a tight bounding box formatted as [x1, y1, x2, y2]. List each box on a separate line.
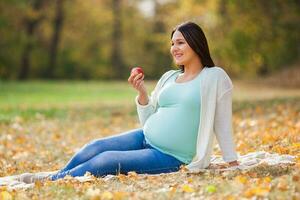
[50, 128, 185, 180]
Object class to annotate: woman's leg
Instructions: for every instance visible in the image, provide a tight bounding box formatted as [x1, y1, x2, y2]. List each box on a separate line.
[59, 128, 145, 173]
[51, 146, 185, 180]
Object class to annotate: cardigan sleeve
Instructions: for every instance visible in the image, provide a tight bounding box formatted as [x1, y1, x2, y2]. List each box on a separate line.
[213, 68, 238, 162]
[135, 90, 156, 126]
[214, 88, 238, 162]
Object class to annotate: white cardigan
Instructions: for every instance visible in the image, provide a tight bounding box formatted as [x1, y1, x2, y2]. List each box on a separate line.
[135, 66, 238, 172]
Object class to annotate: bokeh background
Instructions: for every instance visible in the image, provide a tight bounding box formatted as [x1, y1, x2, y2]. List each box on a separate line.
[0, 0, 299, 81]
[1, 1, 300, 199]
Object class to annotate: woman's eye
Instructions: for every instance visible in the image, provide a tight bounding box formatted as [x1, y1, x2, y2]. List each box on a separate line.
[171, 41, 184, 46]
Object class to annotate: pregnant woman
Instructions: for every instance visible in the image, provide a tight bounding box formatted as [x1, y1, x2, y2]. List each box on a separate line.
[4, 21, 240, 183]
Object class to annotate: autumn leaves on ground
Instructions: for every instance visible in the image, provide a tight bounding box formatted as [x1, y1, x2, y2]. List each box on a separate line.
[0, 80, 299, 200]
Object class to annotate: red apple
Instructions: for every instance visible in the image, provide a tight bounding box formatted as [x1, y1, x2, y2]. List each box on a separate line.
[131, 67, 144, 75]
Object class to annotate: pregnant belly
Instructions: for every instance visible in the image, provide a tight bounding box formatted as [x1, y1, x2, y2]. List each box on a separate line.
[143, 108, 197, 154]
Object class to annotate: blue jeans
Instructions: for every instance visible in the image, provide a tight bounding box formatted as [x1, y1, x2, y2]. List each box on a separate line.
[50, 128, 185, 180]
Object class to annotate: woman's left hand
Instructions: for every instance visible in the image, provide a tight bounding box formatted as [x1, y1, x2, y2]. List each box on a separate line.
[208, 160, 239, 169]
[228, 160, 239, 167]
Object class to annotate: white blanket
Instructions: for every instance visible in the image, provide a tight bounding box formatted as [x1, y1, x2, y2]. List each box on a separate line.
[0, 151, 296, 190]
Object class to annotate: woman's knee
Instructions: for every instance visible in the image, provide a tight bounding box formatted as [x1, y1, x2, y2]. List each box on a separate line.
[86, 138, 102, 146]
[91, 151, 125, 169]
[96, 151, 121, 164]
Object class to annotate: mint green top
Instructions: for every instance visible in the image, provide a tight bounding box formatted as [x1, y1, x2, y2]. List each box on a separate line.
[143, 71, 201, 164]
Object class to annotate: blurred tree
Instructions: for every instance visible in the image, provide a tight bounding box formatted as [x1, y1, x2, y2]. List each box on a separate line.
[54, 0, 113, 79]
[18, 0, 46, 80]
[0, 0, 299, 80]
[45, 0, 65, 78]
[214, 0, 300, 77]
[111, 0, 125, 79]
[146, 0, 176, 77]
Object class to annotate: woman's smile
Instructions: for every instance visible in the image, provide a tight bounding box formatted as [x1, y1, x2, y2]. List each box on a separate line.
[174, 53, 183, 59]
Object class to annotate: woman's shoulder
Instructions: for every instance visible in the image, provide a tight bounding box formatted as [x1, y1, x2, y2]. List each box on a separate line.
[205, 66, 233, 88]
[205, 66, 232, 81]
[154, 69, 180, 86]
[160, 69, 181, 79]
[205, 66, 229, 76]
[164, 69, 181, 75]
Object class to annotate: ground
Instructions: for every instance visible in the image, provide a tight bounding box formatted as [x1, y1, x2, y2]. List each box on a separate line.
[0, 80, 299, 199]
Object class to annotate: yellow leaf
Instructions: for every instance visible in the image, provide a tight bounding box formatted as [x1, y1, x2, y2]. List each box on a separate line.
[244, 187, 270, 197]
[113, 191, 128, 200]
[0, 191, 13, 200]
[35, 180, 42, 189]
[262, 134, 276, 144]
[292, 143, 300, 148]
[117, 174, 127, 182]
[169, 186, 177, 194]
[205, 185, 217, 193]
[237, 141, 249, 151]
[179, 165, 189, 172]
[225, 195, 237, 200]
[101, 191, 113, 200]
[127, 171, 138, 179]
[234, 175, 248, 184]
[187, 178, 193, 183]
[85, 188, 101, 200]
[182, 184, 195, 193]
[263, 176, 272, 183]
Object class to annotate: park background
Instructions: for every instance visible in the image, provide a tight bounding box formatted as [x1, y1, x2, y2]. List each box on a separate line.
[0, 0, 300, 199]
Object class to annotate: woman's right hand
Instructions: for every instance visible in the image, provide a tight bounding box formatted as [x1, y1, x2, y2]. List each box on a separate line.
[127, 72, 147, 94]
[128, 71, 149, 105]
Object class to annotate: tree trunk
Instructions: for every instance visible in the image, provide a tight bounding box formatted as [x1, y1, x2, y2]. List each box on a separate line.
[18, 0, 44, 80]
[46, 0, 65, 79]
[111, 0, 125, 79]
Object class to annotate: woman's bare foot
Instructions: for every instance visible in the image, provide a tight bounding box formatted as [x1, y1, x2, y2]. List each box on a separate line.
[17, 173, 36, 183]
[17, 172, 54, 184]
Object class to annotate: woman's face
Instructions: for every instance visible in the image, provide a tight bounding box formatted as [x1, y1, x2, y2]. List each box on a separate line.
[170, 30, 198, 66]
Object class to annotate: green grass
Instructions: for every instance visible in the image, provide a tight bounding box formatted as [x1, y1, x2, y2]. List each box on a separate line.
[0, 80, 140, 107]
[0, 80, 155, 122]
[1, 80, 300, 122]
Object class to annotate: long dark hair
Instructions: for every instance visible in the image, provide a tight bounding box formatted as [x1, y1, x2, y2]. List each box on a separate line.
[171, 21, 215, 72]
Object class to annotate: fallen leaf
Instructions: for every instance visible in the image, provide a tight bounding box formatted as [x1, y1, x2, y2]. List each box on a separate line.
[182, 184, 195, 193]
[113, 191, 128, 200]
[277, 179, 289, 191]
[0, 191, 13, 200]
[244, 187, 270, 197]
[85, 188, 101, 200]
[101, 191, 113, 200]
[234, 175, 248, 184]
[205, 184, 217, 193]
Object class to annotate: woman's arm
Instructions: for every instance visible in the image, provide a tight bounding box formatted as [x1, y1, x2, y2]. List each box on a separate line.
[128, 72, 154, 126]
[214, 89, 239, 163]
[135, 90, 156, 126]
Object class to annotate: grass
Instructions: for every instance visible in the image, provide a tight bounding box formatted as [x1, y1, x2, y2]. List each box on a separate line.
[0, 80, 299, 199]
[1, 79, 300, 122]
[0, 80, 138, 107]
[0, 80, 144, 122]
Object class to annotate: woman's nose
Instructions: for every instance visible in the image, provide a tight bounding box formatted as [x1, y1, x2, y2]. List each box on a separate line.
[171, 45, 179, 52]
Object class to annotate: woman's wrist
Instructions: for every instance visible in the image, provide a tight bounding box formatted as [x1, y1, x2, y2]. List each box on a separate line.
[138, 92, 149, 105]
[228, 160, 239, 166]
